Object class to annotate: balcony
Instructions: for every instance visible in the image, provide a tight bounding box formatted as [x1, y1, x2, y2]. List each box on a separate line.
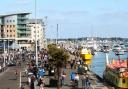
[17, 26, 27, 29]
[17, 30, 30, 34]
[17, 17, 28, 20]
[17, 21, 26, 24]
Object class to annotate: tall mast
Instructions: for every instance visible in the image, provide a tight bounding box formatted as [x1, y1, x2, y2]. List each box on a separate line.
[105, 53, 109, 65]
[35, 0, 38, 67]
[56, 24, 58, 45]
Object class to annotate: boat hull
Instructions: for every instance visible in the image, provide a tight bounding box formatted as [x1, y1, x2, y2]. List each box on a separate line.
[81, 54, 93, 60]
[103, 69, 128, 89]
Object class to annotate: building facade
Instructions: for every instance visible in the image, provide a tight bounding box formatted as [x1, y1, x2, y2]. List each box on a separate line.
[27, 19, 46, 50]
[0, 13, 46, 51]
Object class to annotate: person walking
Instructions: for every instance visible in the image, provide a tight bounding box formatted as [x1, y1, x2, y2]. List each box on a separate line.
[30, 75, 35, 89]
[61, 71, 66, 86]
[85, 74, 91, 89]
[74, 73, 79, 87]
[39, 77, 45, 89]
[70, 71, 75, 86]
[15, 69, 18, 80]
[81, 74, 86, 89]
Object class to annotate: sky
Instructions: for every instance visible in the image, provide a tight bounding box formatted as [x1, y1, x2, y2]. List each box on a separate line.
[0, 0, 128, 38]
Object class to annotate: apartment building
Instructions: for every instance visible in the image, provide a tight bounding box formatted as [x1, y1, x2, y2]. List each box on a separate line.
[0, 13, 46, 51]
[0, 13, 30, 38]
[27, 19, 46, 50]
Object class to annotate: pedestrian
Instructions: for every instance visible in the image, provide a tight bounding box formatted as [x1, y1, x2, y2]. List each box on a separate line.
[70, 62, 74, 69]
[84, 64, 88, 73]
[39, 77, 45, 89]
[30, 79, 34, 89]
[30, 75, 35, 89]
[61, 71, 66, 86]
[15, 69, 18, 80]
[38, 67, 45, 79]
[0, 65, 1, 73]
[81, 74, 86, 88]
[74, 73, 79, 87]
[28, 75, 31, 86]
[70, 71, 75, 82]
[85, 74, 91, 89]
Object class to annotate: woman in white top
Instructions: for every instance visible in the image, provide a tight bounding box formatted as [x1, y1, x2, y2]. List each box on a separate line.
[74, 73, 79, 87]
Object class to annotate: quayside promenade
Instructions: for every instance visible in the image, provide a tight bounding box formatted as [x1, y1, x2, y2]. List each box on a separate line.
[0, 51, 114, 89]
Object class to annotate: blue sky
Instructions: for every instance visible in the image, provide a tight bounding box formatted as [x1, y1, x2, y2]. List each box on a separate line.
[1, 0, 128, 38]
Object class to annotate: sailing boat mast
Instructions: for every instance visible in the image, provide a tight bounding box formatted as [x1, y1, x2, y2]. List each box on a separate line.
[105, 53, 109, 65]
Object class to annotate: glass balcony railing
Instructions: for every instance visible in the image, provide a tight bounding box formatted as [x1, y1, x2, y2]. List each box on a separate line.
[17, 30, 31, 34]
[17, 26, 26, 29]
[17, 17, 28, 19]
[17, 21, 26, 24]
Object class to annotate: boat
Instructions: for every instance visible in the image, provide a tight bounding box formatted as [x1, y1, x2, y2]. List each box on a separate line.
[102, 45, 110, 53]
[115, 50, 125, 55]
[103, 53, 128, 89]
[112, 45, 122, 52]
[80, 47, 93, 65]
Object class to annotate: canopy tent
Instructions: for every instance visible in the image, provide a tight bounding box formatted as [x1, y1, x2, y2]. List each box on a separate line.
[9, 43, 20, 49]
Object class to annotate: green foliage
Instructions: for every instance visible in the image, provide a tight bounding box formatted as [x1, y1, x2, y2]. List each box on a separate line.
[48, 44, 69, 67]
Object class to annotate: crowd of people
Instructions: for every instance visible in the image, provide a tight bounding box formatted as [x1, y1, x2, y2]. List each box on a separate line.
[23, 49, 92, 89]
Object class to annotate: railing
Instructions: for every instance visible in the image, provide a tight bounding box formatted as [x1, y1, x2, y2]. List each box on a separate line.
[17, 21, 27, 24]
[17, 26, 26, 29]
[17, 17, 28, 20]
[17, 30, 30, 34]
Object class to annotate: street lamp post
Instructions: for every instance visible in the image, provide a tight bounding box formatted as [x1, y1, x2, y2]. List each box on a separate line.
[3, 40, 6, 67]
[56, 24, 58, 45]
[35, 0, 38, 67]
[8, 32, 10, 61]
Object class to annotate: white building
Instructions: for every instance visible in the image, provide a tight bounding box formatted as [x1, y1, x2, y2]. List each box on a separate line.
[27, 19, 46, 50]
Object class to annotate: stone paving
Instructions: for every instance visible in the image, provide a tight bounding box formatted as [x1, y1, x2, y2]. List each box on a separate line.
[21, 68, 110, 89]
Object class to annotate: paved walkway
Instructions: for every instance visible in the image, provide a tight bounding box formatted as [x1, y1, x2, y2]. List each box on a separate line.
[0, 66, 21, 89]
[21, 68, 111, 89]
[20, 54, 112, 89]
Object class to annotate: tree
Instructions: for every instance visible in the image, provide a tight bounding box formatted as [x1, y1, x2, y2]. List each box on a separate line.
[47, 44, 69, 89]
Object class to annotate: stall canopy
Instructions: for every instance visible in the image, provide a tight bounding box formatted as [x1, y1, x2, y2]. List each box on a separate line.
[9, 43, 20, 49]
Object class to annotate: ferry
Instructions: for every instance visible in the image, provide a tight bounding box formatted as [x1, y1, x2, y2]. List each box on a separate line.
[80, 48, 93, 65]
[103, 54, 128, 89]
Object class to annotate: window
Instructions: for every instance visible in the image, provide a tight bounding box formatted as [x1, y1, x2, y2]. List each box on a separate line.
[7, 25, 8, 28]
[14, 30, 15, 32]
[10, 20, 12, 22]
[13, 25, 15, 27]
[7, 30, 8, 32]
[7, 35, 8, 37]
[10, 35, 12, 37]
[10, 30, 12, 32]
[13, 20, 15, 22]
[13, 35, 15, 37]
[7, 20, 9, 23]
[10, 25, 12, 27]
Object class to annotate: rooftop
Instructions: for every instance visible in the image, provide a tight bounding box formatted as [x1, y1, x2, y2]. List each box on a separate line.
[28, 19, 44, 24]
[0, 12, 30, 17]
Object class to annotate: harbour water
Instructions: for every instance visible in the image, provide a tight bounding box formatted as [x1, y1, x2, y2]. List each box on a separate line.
[91, 51, 128, 78]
